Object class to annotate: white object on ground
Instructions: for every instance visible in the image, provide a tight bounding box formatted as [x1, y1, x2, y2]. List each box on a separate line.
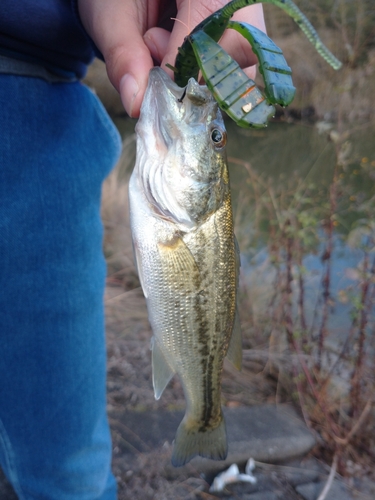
[209, 459, 257, 493]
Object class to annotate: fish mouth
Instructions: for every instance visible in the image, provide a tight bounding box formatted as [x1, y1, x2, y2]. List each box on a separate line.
[135, 67, 228, 227]
[148, 67, 186, 103]
[145, 68, 215, 137]
[148, 67, 211, 104]
[143, 68, 183, 149]
[141, 68, 217, 157]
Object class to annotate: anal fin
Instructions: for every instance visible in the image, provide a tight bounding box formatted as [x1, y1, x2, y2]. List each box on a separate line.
[151, 337, 175, 400]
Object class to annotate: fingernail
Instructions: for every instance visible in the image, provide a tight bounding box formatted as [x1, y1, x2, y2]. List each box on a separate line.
[120, 73, 139, 117]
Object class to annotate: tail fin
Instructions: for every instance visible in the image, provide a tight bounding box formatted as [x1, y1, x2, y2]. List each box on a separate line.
[171, 415, 227, 467]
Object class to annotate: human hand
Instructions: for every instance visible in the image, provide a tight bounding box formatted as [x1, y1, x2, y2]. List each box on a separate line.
[78, 0, 266, 117]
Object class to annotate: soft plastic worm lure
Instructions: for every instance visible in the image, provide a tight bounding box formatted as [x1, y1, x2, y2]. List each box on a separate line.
[188, 26, 294, 127]
[167, 0, 342, 128]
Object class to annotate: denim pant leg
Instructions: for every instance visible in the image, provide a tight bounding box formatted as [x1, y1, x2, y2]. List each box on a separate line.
[0, 75, 121, 499]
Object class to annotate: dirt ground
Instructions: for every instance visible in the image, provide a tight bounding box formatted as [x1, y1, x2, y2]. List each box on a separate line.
[104, 274, 281, 499]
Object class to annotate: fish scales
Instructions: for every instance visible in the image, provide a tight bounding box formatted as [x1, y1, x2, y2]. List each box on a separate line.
[129, 67, 241, 467]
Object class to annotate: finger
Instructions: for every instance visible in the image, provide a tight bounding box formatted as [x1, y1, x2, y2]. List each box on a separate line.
[160, 1, 266, 77]
[144, 27, 171, 64]
[243, 65, 257, 81]
[220, 4, 266, 68]
[160, 0, 222, 77]
[116, 39, 153, 118]
[78, 0, 155, 117]
[232, 3, 266, 32]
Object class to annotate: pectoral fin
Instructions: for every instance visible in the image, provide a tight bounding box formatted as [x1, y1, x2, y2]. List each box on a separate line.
[226, 308, 242, 371]
[151, 337, 175, 400]
[157, 234, 198, 274]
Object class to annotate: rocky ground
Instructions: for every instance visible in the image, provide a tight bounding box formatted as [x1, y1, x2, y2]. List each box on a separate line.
[103, 281, 375, 500]
[1, 280, 373, 499]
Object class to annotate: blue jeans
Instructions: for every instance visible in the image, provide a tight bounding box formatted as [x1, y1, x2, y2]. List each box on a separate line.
[0, 67, 121, 499]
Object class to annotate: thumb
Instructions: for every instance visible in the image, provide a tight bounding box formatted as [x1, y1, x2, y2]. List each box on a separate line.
[160, 0, 208, 77]
[78, 0, 153, 117]
[114, 37, 153, 118]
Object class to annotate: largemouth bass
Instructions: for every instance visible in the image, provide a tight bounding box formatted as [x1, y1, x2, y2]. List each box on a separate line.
[129, 67, 242, 467]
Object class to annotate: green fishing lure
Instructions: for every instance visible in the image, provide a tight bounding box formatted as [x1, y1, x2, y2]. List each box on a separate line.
[167, 0, 341, 128]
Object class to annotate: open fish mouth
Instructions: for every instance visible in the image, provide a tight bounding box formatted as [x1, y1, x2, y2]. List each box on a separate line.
[141, 68, 217, 146]
[135, 67, 228, 228]
[148, 67, 186, 102]
[148, 66, 210, 108]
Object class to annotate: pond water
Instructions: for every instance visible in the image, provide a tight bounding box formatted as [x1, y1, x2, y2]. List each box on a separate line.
[226, 121, 375, 334]
[113, 115, 375, 389]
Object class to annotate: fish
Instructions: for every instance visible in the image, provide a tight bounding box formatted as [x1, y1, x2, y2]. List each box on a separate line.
[129, 67, 242, 467]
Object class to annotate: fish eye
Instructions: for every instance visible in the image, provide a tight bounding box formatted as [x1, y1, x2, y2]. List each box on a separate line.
[210, 128, 226, 148]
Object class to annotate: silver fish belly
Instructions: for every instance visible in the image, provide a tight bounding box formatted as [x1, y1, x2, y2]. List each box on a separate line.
[129, 67, 242, 467]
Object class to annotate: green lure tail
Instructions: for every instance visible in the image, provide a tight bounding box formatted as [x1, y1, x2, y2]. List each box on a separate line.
[221, 0, 341, 70]
[227, 21, 296, 106]
[187, 24, 297, 127]
[171, 0, 342, 88]
[189, 29, 275, 128]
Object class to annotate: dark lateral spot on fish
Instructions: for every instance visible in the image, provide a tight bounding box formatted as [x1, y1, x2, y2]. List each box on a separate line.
[189, 229, 220, 430]
[199, 344, 209, 357]
[199, 353, 216, 430]
[197, 315, 209, 344]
